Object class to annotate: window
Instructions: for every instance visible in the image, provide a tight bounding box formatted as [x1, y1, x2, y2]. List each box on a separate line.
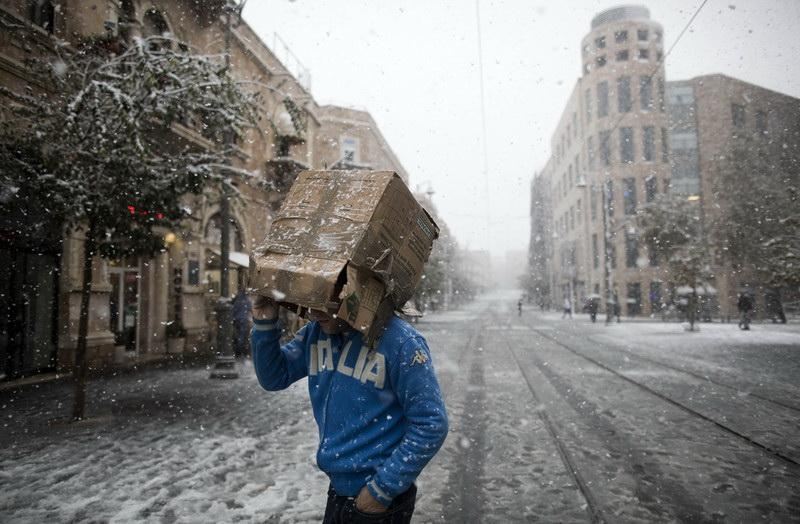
[731, 103, 746, 128]
[617, 76, 632, 113]
[616, 50, 629, 61]
[570, 207, 575, 230]
[649, 282, 662, 311]
[341, 136, 360, 162]
[142, 8, 172, 50]
[590, 188, 598, 221]
[606, 180, 615, 216]
[645, 176, 657, 203]
[597, 81, 609, 117]
[755, 110, 768, 133]
[187, 259, 201, 285]
[654, 30, 663, 43]
[592, 234, 599, 268]
[658, 77, 665, 112]
[596, 36, 606, 49]
[661, 127, 669, 162]
[638, 48, 649, 60]
[29, 0, 55, 33]
[143, 8, 170, 37]
[596, 55, 607, 68]
[575, 154, 581, 183]
[585, 89, 592, 122]
[627, 282, 642, 315]
[623, 177, 637, 215]
[648, 239, 659, 267]
[625, 232, 639, 268]
[568, 164, 574, 187]
[656, 51, 663, 62]
[640, 76, 653, 111]
[599, 130, 611, 166]
[587, 136, 596, 170]
[577, 199, 582, 223]
[615, 30, 628, 43]
[620, 127, 634, 163]
[637, 28, 649, 41]
[643, 126, 655, 161]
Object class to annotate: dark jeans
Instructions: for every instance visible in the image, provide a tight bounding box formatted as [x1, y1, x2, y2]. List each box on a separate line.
[322, 484, 416, 524]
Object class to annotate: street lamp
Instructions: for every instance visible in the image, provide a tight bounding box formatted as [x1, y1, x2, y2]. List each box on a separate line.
[599, 180, 615, 324]
[210, 0, 247, 380]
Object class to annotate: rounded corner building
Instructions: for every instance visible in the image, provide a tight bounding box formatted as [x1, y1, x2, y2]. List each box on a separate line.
[542, 4, 672, 317]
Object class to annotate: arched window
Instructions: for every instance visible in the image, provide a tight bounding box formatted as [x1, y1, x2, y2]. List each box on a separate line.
[142, 8, 169, 37]
[204, 214, 244, 254]
[28, 0, 55, 33]
[142, 8, 171, 49]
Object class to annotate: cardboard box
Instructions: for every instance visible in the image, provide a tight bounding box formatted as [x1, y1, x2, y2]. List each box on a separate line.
[251, 170, 439, 345]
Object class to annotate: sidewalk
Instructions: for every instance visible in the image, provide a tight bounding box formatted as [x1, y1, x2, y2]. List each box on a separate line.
[0, 359, 328, 523]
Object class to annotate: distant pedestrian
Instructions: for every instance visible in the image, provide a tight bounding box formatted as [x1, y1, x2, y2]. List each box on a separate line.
[231, 288, 252, 357]
[738, 292, 754, 330]
[562, 297, 572, 319]
[765, 290, 787, 324]
[518, 298, 523, 317]
[587, 297, 599, 323]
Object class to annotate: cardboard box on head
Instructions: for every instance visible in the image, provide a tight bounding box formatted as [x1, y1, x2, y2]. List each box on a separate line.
[250, 170, 439, 347]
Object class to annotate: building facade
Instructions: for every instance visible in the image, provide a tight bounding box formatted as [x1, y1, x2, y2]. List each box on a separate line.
[537, 5, 671, 316]
[0, 0, 411, 381]
[667, 74, 800, 319]
[315, 105, 410, 182]
[529, 5, 800, 320]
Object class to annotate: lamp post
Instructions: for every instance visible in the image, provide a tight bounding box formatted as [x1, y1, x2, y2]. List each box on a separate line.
[210, 0, 247, 379]
[600, 179, 615, 324]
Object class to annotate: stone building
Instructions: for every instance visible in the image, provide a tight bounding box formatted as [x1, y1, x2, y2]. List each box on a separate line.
[666, 74, 800, 320]
[0, 0, 410, 381]
[537, 5, 670, 316]
[530, 5, 800, 320]
[315, 105, 410, 182]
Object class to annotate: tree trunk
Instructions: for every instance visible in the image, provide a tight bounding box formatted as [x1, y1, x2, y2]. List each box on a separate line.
[71, 223, 95, 421]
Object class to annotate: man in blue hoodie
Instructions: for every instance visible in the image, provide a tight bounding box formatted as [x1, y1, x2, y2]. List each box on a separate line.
[251, 296, 448, 523]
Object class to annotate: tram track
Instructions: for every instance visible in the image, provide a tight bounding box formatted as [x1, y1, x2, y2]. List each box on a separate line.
[528, 324, 800, 470]
[583, 332, 800, 414]
[505, 337, 607, 524]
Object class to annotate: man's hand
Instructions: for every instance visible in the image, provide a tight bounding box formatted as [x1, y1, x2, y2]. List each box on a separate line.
[252, 295, 278, 321]
[354, 486, 388, 514]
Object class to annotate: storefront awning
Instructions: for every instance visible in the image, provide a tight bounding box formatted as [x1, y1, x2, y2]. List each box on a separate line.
[676, 285, 718, 296]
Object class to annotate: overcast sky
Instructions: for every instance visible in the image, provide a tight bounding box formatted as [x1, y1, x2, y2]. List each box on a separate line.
[243, 0, 800, 258]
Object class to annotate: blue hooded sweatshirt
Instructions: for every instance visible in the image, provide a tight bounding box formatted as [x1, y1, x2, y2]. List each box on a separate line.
[251, 314, 448, 506]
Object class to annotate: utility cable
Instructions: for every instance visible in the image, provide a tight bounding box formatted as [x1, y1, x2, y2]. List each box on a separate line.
[475, 0, 491, 250]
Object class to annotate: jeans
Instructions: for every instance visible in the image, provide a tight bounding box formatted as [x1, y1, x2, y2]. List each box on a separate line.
[321, 484, 417, 524]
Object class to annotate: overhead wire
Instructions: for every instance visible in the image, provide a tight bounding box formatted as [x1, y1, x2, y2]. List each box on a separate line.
[475, 0, 491, 250]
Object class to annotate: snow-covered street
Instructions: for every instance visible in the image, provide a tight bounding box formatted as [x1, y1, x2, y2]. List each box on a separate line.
[2, 290, 800, 522]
